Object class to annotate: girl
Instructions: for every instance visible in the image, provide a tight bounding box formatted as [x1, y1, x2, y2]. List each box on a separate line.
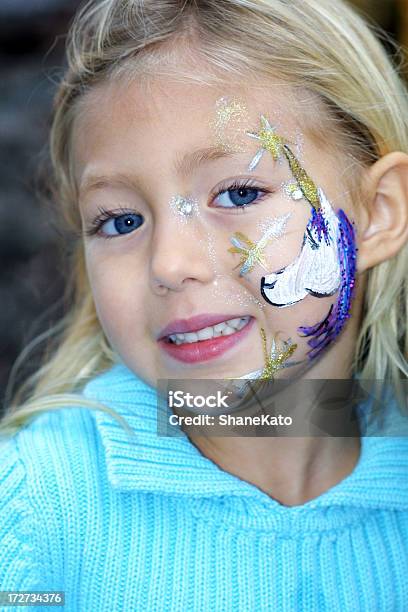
[1, 0, 408, 610]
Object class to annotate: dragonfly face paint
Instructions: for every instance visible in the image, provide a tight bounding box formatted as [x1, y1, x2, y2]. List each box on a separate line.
[228, 213, 292, 277]
[235, 326, 302, 383]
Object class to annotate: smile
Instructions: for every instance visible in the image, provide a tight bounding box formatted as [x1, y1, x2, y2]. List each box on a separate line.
[158, 315, 254, 364]
[167, 316, 251, 345]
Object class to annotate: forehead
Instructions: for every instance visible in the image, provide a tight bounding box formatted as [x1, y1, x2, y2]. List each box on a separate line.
[73, 77, 305, 178]
[78, 75, 301, 131]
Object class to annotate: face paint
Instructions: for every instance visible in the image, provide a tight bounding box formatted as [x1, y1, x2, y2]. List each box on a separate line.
[283, 181, 303, 201]
[239, 327, 299, 380]
[261, 188, 341, 307]
[246, 115, 285, 168]
[228, 213, 292, 277]
[247, 115, 320, 210]
[243, 115, 345, 305]
[199, 224, 267, 310]
[211, 96, 250, 153]
[256, 213, 292, 236]
[229, 232, 269, 277]
[258, 328, 298, 379]
[281, 145, 320, 210]
[297, 209, 357, 360]
[169, 194, 199, 218]
[205, 104, 353, 379]
[243, 113, 357, 361]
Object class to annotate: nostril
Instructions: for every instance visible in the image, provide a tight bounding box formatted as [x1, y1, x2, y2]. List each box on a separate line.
[151, 279, 169, 296]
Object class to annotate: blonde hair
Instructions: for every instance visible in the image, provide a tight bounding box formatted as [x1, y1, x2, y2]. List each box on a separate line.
[1, 0, 407, 437]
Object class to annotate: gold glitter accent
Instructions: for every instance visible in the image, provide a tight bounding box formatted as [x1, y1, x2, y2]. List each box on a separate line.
[246, 115, 320, 210]
[257, 127, 285, 161]
[211, 96, 250, 153]
[259, 328, 298, 380]
[228, 232, 269, 276]
[246, 115, 285, 168]
[282, 145, 320, 209]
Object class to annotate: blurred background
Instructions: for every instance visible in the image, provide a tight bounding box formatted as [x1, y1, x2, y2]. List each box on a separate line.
[0, 0, 407, 412]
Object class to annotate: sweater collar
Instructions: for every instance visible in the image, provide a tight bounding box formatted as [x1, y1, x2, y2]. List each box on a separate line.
[82, 362, 408, 510]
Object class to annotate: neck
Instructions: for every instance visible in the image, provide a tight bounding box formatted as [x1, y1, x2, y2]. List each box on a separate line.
[189, 434, 361, 507]
[188, 352, 362, 507]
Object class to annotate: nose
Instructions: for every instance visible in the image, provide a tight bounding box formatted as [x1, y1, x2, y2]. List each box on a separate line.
[149, 214, 215, 294]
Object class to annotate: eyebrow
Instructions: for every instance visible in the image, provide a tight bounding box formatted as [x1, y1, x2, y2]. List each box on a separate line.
[78, 146, 238, 198]
[173, 146, 236, 178]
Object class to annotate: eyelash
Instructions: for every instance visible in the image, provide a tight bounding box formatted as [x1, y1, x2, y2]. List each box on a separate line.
[211, 178, 272, 210]
[84, 205, 138, 240]
[84, 179, 272, 239]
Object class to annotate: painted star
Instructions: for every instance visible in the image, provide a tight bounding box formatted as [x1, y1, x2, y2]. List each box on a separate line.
[246, 115, 286, 170]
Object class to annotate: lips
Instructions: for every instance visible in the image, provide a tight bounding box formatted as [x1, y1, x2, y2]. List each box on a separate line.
[158, 315, 254, 364]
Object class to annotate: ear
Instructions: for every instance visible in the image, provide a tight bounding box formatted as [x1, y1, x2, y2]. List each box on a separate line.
[357, 152, 408, 273]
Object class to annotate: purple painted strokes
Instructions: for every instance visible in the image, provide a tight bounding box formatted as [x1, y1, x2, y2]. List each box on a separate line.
[310, 207, 330, 245]
[298, 209, 357, 360]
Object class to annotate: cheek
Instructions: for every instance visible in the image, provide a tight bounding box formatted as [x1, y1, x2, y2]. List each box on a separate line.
[262, 295, 336, 333]
[84, 249, 147, 344]
[218, 203, 310, 291]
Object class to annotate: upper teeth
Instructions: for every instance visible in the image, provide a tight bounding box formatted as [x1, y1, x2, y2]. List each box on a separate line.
[168, 316, 250, 345]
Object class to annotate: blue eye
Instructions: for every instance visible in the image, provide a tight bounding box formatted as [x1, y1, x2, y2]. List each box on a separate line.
[213, 180, 271, 209]
[85, 207, 145, 239]
[102, 213, 144, 236]
[216, 187, 260, 208]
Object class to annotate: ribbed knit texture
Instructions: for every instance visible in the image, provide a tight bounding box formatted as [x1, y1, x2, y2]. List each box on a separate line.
[1, 362, 408, 611]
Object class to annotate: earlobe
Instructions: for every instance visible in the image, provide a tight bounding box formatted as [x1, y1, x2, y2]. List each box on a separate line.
[357, 152, 408, 273]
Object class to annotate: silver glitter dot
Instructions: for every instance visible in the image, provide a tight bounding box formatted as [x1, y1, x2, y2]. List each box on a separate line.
[283, 181, 303, 201]
[169, 195, 198, 218]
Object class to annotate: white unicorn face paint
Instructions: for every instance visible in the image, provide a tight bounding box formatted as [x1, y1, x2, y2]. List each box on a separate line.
[261, 188, 341, 307]
[241, 112, 357, 363]
[242, 115, 343, 310]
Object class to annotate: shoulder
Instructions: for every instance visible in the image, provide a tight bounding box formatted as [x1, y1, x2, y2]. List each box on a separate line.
[2, 398, 96, 448]
[0, 406, 101, 591]
[0, 362, 137, 469]
[0, 361, 145, 497]
[0, 389, 122, 532]
[0, 401, 108, 495]
[0, 400, 113, 580]
[0, 363, 160, 512]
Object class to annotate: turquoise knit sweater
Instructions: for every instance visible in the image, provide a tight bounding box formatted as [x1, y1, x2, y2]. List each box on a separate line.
[1, 362, 408, 611]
